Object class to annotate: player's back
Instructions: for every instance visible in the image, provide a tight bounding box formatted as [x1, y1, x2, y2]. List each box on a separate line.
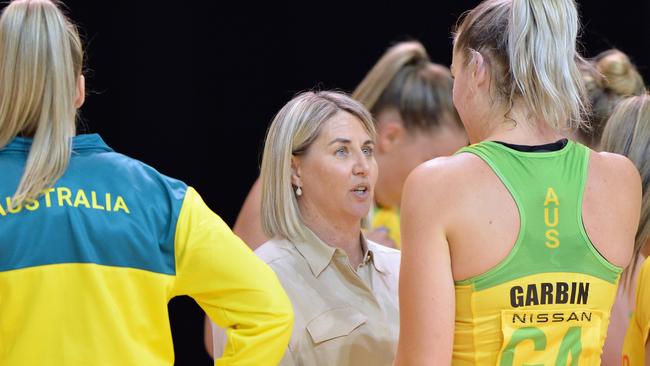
[448, 140, 638, 365]
[0, 134, 188, 365]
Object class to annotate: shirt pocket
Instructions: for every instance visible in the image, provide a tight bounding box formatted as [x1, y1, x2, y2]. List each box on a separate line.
[306, 307, 367, 344]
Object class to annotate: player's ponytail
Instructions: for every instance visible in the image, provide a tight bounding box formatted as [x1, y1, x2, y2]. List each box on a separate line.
[454, 0, 587, 131]
[0, 0, 84, 207]
[353, 41, 461, 131]
[508, 0, 587, 130]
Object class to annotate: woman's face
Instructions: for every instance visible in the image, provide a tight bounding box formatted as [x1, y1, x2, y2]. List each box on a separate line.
[293, 112, 378, 223]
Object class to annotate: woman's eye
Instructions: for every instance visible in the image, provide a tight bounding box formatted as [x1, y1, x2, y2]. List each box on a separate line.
[362, 146, 374, 156]
[335, 147, 348, 156]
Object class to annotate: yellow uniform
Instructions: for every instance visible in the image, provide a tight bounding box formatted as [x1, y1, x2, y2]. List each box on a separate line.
[622, 259, 650, 365]
[454, 141, 621, 365]
[0, 135, 293, 365]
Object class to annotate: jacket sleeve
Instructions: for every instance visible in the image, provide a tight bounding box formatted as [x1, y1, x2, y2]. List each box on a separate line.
[172, 187, 293, 365]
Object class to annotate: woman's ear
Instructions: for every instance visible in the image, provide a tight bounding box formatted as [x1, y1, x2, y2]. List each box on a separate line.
[74, 75, 85, 109]
[470, 50, 489, 88]
[376, 118, 405, 154]
[290, 155, 302, 188]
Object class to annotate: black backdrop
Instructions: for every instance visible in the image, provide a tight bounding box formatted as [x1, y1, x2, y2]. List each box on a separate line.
[18, 1, 650, 364]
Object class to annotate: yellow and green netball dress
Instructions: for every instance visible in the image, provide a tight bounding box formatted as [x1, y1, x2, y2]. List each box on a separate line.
[622, 259, 650, 365]
[454, 140, 622, 366]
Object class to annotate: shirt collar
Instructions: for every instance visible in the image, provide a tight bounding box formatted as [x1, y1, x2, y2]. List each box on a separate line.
[294, 227, 385, 277]
[293, 228, 336, 277]
[1, 134, 113, 153]
[360, 235, 389, 274]
[364, 240, 389, 274]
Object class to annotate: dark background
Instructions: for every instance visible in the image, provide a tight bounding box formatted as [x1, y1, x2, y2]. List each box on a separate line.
[38, 1, 650, 364]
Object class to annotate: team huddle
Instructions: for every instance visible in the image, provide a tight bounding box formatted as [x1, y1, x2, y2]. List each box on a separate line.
[0, 0, 649, 365]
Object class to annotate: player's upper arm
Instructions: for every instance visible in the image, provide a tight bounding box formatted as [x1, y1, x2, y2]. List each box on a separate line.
[588, 152, 642, 267]
[395, 157, 464, 365]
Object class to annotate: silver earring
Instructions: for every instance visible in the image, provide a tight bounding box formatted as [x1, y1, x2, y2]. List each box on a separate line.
[296, 186, 302, 197]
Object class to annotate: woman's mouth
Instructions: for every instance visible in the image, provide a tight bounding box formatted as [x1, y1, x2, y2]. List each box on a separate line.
[351, 184, 370, 199]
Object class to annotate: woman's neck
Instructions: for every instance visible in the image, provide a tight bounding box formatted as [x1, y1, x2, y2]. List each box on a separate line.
[299, 203, 364, 268]
[469, 102, 565, 145]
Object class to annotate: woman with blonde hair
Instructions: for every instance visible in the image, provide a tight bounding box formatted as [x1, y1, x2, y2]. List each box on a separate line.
[597, 59, 647, 363]
[599, 94, 650, 366]
[0, 1, 293, 365]
[232, 40, 466, 250]
[203, 40, 466, 355]
[396, 0, 642, 364]
[212, 91, 401, 365]
[575, 49, 646, 148]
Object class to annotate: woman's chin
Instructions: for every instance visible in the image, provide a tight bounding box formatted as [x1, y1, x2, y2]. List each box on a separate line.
[341, 203, 372, 222]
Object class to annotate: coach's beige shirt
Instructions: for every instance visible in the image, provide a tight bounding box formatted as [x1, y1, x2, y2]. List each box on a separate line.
[212, 229, 400, 365]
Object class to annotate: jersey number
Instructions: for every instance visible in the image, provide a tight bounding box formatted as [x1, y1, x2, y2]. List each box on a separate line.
[497, 309, 602, 366]
[500, 326, 581, 366]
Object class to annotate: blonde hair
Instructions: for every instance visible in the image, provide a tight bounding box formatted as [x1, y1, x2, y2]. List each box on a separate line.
[352, 41, 461, 131]
[454, 0, 587, 131]
[260, 91, 376, 242]
[577, 49, 646, 147]
[601, 94, 650, 287]
[0, 0, 83, 206]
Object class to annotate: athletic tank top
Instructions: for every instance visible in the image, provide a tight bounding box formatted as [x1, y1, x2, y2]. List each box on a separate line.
[453, 140, 622, 366]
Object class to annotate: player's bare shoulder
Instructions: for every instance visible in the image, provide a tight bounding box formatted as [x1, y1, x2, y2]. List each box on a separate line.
[407, 152, 485, 188]
[589, 150, 641, 198]
[583, 150, 642, 267]
[402, 153, 487, 216]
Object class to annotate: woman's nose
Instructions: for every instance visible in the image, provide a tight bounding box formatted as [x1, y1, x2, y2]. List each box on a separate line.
[352, 153, 370, 176]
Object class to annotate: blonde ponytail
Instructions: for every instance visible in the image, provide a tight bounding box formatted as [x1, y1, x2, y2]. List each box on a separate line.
[455, 0, 588, 131]
[353, 41, 460, 131]
[0, 0, 83, 206]
[508, 0, 587, 130]
[353, 42, 429, 111]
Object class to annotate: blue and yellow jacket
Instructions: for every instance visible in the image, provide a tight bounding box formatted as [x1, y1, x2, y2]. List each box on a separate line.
[0, 134, 293, 365]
